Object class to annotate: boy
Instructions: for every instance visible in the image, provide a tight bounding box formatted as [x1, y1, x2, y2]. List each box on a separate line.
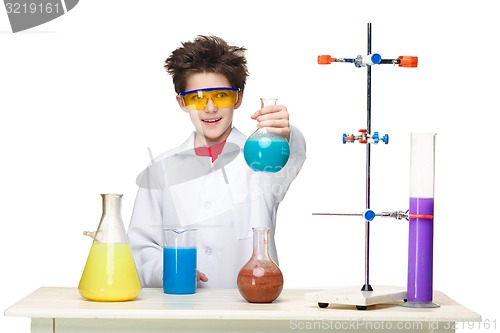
[128, 35, 306, 288]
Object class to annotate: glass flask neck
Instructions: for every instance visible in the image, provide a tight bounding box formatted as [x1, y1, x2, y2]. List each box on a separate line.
[101, 194, 122, 216]
[256, 98, 282, 137]
[252, 227, 271, 260]
[93, 194, 127, 244]
[260, 97, 277, 108]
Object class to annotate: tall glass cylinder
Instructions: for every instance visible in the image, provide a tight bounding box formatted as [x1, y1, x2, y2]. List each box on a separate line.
[403, 133, 439, 308]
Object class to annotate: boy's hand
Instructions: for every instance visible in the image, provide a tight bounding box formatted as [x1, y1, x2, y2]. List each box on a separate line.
[251, 104, 290, 141]
[197, 270, 208, 283]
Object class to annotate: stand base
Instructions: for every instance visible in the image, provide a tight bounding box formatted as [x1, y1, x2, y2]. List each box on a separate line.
[305, 285, 407, 310]
[400, 301, 440, 308]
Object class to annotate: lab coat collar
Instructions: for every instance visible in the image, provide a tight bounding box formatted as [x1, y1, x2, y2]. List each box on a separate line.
[173, 128, 245, 166]
[136, 128, 247, 189]
[161, 128, 245, 185]
[175, 127, 246, 154]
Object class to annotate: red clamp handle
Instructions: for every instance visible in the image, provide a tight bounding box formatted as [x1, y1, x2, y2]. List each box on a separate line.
[318, 55, 335, 64]
[398, 56, 418, 68]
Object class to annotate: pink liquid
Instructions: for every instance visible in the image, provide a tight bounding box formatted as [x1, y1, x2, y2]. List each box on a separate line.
[407, 197, 434, 303]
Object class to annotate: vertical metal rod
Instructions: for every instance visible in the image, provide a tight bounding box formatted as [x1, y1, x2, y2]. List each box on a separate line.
[363, 22, 373, 292]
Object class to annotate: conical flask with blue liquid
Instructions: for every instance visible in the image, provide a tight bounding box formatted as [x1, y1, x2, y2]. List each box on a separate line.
[243, 98, 290, 172]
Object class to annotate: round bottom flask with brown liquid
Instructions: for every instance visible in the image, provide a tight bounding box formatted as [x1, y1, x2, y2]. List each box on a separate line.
[237, 227, 283, 303]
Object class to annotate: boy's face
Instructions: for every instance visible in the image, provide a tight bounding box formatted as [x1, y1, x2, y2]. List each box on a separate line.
[176, 72, 243, 146]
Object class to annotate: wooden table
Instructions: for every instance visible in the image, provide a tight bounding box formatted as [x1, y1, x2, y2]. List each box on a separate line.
[4, 287, 481, 333]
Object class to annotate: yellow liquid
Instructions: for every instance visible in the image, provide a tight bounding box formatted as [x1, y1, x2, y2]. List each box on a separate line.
[78, 243, 142, 302]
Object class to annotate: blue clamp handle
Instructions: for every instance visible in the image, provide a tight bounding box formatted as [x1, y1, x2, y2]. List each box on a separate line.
[363, 209, 376, 222]
[372, 132, 389, 144]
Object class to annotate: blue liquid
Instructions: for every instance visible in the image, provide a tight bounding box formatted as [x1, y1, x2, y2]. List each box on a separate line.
[163, 247, 197, 294]
[243, 137, 290, 172]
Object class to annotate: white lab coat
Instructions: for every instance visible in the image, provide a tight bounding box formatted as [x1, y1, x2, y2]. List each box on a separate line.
[127, 126, 306, 288]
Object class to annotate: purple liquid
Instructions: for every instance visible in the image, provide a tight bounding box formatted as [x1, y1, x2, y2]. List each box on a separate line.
[407, 197, 434, 303]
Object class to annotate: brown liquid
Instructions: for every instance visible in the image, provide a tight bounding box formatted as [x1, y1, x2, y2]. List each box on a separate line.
[237, 268, 284, 303]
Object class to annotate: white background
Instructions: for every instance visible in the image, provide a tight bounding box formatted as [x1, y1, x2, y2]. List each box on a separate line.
[1, 1, 499, 332]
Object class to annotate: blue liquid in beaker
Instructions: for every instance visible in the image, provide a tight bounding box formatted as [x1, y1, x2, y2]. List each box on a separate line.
[243, 131, 290, 173]
[163, 247, 197, 294]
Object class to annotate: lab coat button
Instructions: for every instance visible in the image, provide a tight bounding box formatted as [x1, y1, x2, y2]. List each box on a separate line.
[204, 247, 212, 255]
[204, 201, 211, 209]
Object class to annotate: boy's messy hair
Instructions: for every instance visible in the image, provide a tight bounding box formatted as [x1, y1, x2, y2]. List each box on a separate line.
[164, 35, 249, 94]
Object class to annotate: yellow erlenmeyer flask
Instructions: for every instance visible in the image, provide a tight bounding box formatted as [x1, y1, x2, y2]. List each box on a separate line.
[78, 194, 142, 302]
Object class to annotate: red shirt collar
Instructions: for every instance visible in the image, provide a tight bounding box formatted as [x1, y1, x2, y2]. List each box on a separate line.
[194, 140, 227, 162]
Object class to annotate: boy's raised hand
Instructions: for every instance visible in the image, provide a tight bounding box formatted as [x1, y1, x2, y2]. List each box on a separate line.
[251, 104, 291, 141]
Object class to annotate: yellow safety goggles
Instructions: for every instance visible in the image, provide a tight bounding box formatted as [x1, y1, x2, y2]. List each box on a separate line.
[179, 87, 239, 111]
